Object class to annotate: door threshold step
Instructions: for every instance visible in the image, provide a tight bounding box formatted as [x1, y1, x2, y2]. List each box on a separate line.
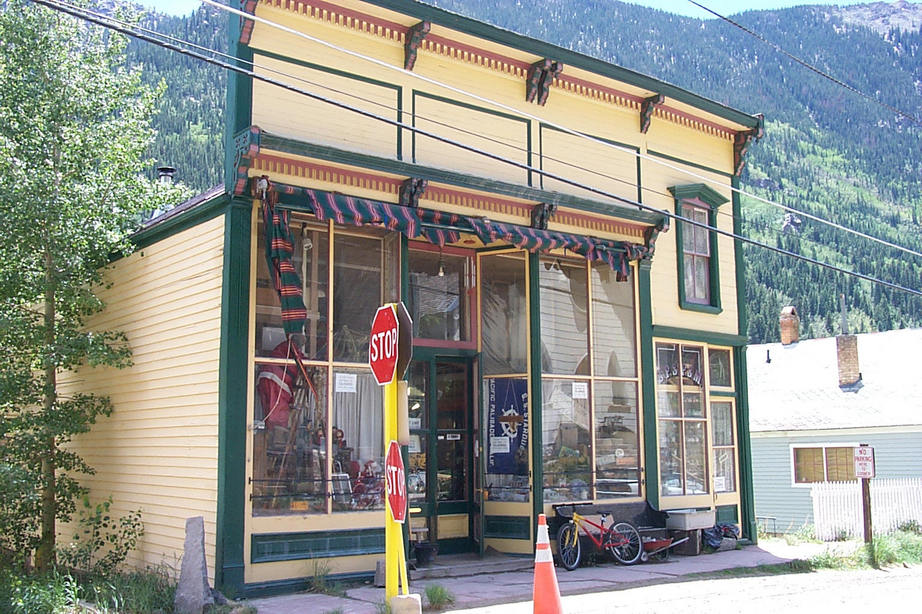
[409, 553, 533, 580]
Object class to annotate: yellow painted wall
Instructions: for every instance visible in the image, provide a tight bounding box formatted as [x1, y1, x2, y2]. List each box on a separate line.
[59, 215, 225, 580]
[539, 126, 638, 203]
[641, 157, 739, 334]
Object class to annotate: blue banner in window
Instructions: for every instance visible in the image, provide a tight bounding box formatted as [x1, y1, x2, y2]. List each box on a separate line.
[487, 378, 529, 475]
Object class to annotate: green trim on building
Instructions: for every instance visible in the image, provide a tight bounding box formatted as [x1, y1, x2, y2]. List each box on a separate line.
[225, 21, 253, 194]
[646, 149, 734, 179]
[215, 199, 253, 597]
[484, 515, 532, 540]
[257, 133, 665, 227]
[411, 90, 532, 186]
[242, 570, 374, 599]
[669, 184, 727, 314]
[131, 192, 228, 250]
[251, 529, 385, 563]
[731, 175, 757, 543]
[528, 252, 543, 527]
[359, 1, 762, 131]
[651, 326, 747, 347]
[637, 260, 659, 510]
[710, 390, 737, 398]
[254, 48, 404, 160]
[537, 124, 642, 202]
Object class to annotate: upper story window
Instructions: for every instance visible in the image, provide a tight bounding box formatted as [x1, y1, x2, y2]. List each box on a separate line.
[668, 184, 729, 314]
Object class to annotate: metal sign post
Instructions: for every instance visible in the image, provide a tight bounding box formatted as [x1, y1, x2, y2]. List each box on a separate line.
[370, 303, 415, 608]
[854, 445, 875, 544]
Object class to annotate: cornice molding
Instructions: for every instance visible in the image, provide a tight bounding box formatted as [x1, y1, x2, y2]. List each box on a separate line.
[255, 0, 750, 141]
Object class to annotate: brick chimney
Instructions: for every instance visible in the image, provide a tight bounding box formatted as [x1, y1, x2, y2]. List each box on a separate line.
[836, 335, 861, 387]
[836, 294, 860, 387]
[779, 305, 800, 345]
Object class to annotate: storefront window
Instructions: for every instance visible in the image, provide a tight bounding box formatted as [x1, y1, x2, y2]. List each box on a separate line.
[253, 216, 396, 517]
[594, 381, 640, 497]
[656, 342, 709, 497]
[332, 368, 384, 511]
[542, 378, 592, 502]
[538, 258, 589, 375]
[591, 264, 636, 377]
[709, 348, 732, 388]
[333, 234, 382, 363]
[481, 253, 527, 375]
[255, 221, 329, 360]
[252, 364, 329, 515]
[539, 257, 640, 502]
[711, 401, 736, 493]
[409, 249, 471, 342]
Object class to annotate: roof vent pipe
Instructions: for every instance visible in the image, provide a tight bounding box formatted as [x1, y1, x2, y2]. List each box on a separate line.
[157, 166, 176, 185]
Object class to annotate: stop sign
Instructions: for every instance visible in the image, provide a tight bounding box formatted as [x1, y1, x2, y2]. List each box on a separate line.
[385, 440, 407, 523]
[369, 305, 399, 385]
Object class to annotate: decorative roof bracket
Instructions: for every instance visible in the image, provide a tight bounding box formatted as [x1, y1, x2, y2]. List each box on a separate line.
[530, 202, 557, 230]
[404, 21, 431, 71]
[733, 113, 765, 176]
[233, 126, 261, 195]
[239, 0, 258, 44]
[399, 177, 428, 208]
[639, 94, 664, 133]
[526, 59, 563, 106]
[642, 216, 670, 260]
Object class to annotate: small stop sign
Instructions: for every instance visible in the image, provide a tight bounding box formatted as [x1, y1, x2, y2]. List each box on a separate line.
[369, 305, 399, 385]
[385, 440, 407, 523]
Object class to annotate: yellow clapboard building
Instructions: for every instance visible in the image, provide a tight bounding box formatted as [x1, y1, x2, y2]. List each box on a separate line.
[66, 0, 763, 597]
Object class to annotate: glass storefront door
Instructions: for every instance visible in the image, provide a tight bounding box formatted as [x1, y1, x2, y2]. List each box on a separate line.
[407, 353, 478, 553]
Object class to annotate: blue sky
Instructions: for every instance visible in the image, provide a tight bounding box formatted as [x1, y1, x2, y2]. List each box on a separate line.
[142, 1, 920, 18]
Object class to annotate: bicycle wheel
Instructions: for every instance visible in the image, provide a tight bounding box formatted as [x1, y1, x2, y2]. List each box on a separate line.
[557, 522, 581, 571]
[607, 521, 642, 565]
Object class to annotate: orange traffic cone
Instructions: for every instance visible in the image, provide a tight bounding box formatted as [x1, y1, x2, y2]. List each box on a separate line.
[532, 513, 563, 614]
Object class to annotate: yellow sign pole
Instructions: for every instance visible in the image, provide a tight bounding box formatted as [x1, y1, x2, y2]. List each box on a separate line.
[384, 375, 400, 601]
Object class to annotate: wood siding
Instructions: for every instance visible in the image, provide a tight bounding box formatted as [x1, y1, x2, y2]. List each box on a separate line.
[59, 215, 225, 579]
[751, 429, 922, 533]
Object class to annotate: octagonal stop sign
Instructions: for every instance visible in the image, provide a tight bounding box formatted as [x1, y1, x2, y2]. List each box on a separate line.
[385, 440, 407, 523]
[369, 305, 399, 385]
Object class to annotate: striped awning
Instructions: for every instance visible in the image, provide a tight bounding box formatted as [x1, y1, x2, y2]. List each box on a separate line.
[271, 184, 650, 281]
[263, 199, 308, 336]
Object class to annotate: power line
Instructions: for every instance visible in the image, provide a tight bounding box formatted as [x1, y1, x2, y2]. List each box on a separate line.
[197, 0, 922, 262]
[688, 0, 922, 128]
[32, 0, 922, 300]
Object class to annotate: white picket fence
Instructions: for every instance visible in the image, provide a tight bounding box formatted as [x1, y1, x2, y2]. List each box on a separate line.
[811, 478, 922, 541]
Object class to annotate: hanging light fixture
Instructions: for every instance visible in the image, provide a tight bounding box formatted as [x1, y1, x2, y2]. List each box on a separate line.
[437, 249, 445, 277]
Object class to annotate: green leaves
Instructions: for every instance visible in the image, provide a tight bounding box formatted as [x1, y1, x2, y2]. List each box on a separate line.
[0, 0, 181, 568]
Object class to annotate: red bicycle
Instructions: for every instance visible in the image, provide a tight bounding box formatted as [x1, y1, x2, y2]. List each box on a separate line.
[554, 503, 642, 570]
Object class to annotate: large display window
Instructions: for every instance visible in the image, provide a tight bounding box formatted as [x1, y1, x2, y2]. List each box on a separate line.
[251, 215, 398, 516]
[539, 257, 640, 503]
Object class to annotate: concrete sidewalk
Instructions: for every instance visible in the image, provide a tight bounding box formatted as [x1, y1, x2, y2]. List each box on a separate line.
[245, 539, 836, 614]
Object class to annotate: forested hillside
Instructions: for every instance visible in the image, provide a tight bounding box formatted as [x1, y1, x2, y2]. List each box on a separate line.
[129, 1, 922, 343]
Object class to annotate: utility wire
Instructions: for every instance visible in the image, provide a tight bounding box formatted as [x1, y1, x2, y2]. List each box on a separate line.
[197, 0, 922, 262]
[33, 0, 922, 300]
[688, 0, 922, 128]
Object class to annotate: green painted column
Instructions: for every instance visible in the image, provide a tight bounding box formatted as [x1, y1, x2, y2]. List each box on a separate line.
[216, 199, 252, 596]
[528, 252, 543, 528]
[637, 260, 659, 510]
[732, 176, 757, 542]
[224, 9, 254, 194]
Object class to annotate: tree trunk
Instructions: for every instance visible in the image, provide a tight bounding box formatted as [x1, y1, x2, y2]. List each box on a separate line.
[34, 246, 58, 572]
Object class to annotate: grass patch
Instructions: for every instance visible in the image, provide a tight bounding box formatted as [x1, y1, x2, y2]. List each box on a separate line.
[307, 559, 346, 597]
[0, 565, 176, 614]
[424, 583, 455, 611]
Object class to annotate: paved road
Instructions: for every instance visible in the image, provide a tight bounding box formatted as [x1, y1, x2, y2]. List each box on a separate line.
[445, 565, 922, 613]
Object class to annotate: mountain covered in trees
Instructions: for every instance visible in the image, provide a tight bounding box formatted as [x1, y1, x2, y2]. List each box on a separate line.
[128, 1, 922, 343]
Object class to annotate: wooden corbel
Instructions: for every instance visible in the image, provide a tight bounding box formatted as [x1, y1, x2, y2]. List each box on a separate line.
[526, 59, 563, 106]
[232, 126, 261, 196]
[640, 94, 664, 134]
[642, 216, 670, 259]
[404, 21, 431, 71]
[530, 202, 557, 230]
[733, 113, 765, 176]
[399, 177, 428, 208]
